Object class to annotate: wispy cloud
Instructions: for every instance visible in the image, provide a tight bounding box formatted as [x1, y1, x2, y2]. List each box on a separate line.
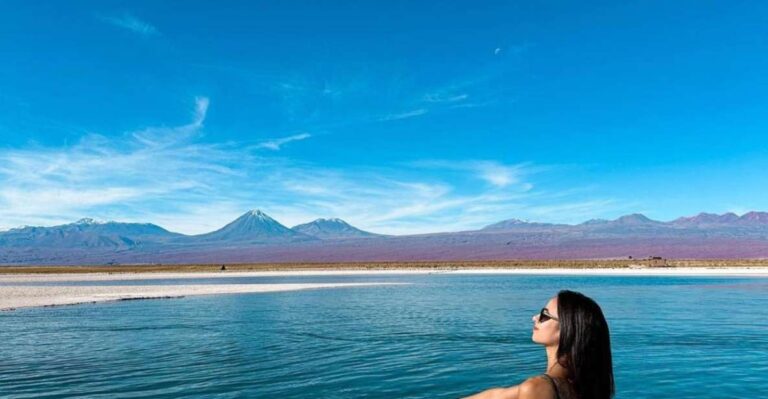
[101, 14, 159, 36]
[130, 96, 209, 150]
[253, 133, 311, 151]
[199, 59, 499, 133]
[474, 161, 524, 188]
[423, 93, 469, 103]
[379, 108, 428, 122]
[192, 96, 209, 127]
[410, 160, 532, 189]
[0, 97, 236, 231]
[0, 98, 620, 235]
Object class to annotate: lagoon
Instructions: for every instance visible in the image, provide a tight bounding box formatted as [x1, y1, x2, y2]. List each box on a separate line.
[2, 274, 767, 398]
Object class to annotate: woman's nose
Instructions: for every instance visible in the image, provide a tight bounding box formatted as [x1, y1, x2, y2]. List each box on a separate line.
[532, 314, 538, 322]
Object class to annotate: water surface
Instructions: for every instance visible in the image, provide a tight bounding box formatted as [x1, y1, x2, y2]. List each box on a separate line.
[2, 274, 767, 398]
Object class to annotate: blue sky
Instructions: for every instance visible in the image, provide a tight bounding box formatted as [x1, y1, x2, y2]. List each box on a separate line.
[1, 1, 767, 234]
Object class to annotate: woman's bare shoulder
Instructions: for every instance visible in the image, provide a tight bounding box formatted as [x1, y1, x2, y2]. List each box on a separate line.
[462, 375, 557, 399]
[517, 376, 557, 399]
[462, 386, 519, 399]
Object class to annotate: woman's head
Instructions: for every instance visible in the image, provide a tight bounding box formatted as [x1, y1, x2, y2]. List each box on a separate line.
[532, 290, 615, 399]
[531, 296, 561, 346]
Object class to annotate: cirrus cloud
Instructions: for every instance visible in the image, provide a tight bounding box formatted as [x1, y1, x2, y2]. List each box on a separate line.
[0, 98, 619, 235]
[100, 13, 159, 36]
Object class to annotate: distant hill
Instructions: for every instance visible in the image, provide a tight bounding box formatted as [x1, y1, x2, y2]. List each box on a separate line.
[672, 212, 741, 226]
[482, 218, 560, 230]
[0, 218, 179, 249]
[192, 210, 313, 243]
[292, 218, 378, 239]
[483, 213, 666, 231]
[2, 211, 768, 264]
[611, 213, 659, 225]
[737, 211, 768, 224]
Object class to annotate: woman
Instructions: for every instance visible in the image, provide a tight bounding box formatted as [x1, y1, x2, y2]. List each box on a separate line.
[464, 290, 614, 399]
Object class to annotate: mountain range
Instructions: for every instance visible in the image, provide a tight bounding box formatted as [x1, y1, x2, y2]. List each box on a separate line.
[2, 210, 768, 264]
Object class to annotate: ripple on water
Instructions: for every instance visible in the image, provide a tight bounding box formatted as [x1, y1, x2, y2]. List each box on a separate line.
[1, 274, 767, 398]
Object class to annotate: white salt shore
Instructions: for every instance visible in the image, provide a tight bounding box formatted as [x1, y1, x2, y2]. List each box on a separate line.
[0, 283, 401, 311]
[2, 267, 766, 311]
[1, 266, 768, 284]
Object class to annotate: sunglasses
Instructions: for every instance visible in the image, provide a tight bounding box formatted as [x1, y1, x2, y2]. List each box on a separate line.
[538, 308, 559, 323]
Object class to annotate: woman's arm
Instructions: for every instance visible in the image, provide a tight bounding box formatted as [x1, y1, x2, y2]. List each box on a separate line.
[462, 386, 519, 399]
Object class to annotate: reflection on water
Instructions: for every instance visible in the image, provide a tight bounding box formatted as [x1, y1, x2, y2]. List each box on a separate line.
[1, 274, 766, 398]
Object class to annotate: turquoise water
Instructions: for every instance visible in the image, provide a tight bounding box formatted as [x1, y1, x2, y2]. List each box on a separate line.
[2, 274, 767, 398]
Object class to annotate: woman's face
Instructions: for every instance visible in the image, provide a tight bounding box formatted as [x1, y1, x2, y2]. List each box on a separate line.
[531, 296, 560, 346]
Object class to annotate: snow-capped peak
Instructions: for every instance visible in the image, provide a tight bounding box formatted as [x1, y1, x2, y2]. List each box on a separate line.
[316, 217, 346, 224]
[245, 209, 271, 219]
[74, 218, 104, 225]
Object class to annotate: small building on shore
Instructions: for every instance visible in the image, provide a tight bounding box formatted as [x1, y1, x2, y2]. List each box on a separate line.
[628, 256, 668, 267]
[647, 256, 668, 267]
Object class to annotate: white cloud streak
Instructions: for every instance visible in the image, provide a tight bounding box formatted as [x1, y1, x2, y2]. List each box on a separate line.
[101, 14, 159, 36]
[379, 109, 428, 122]
[253, 133, 311, 151]
[474, 161, 523, 188]
[0, 99, 619, 235]
[192, 96, 209, 127]
[423, 93, 468, 103]
[410, 160, 530, 189]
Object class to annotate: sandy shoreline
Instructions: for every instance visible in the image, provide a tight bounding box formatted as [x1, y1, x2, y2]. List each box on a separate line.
[2, 266, 768, 283]
[3, 268, 766, 311]
[0, 283, 403, 311]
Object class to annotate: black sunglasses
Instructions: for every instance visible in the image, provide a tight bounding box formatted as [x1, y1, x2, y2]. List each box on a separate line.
[538, 308, 559, 323]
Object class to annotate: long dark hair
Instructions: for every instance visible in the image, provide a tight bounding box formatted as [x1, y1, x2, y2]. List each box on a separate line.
[556, 290, 614, 399]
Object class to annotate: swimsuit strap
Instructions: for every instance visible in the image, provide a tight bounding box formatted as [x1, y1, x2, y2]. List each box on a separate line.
[540, 374, 561, 399]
